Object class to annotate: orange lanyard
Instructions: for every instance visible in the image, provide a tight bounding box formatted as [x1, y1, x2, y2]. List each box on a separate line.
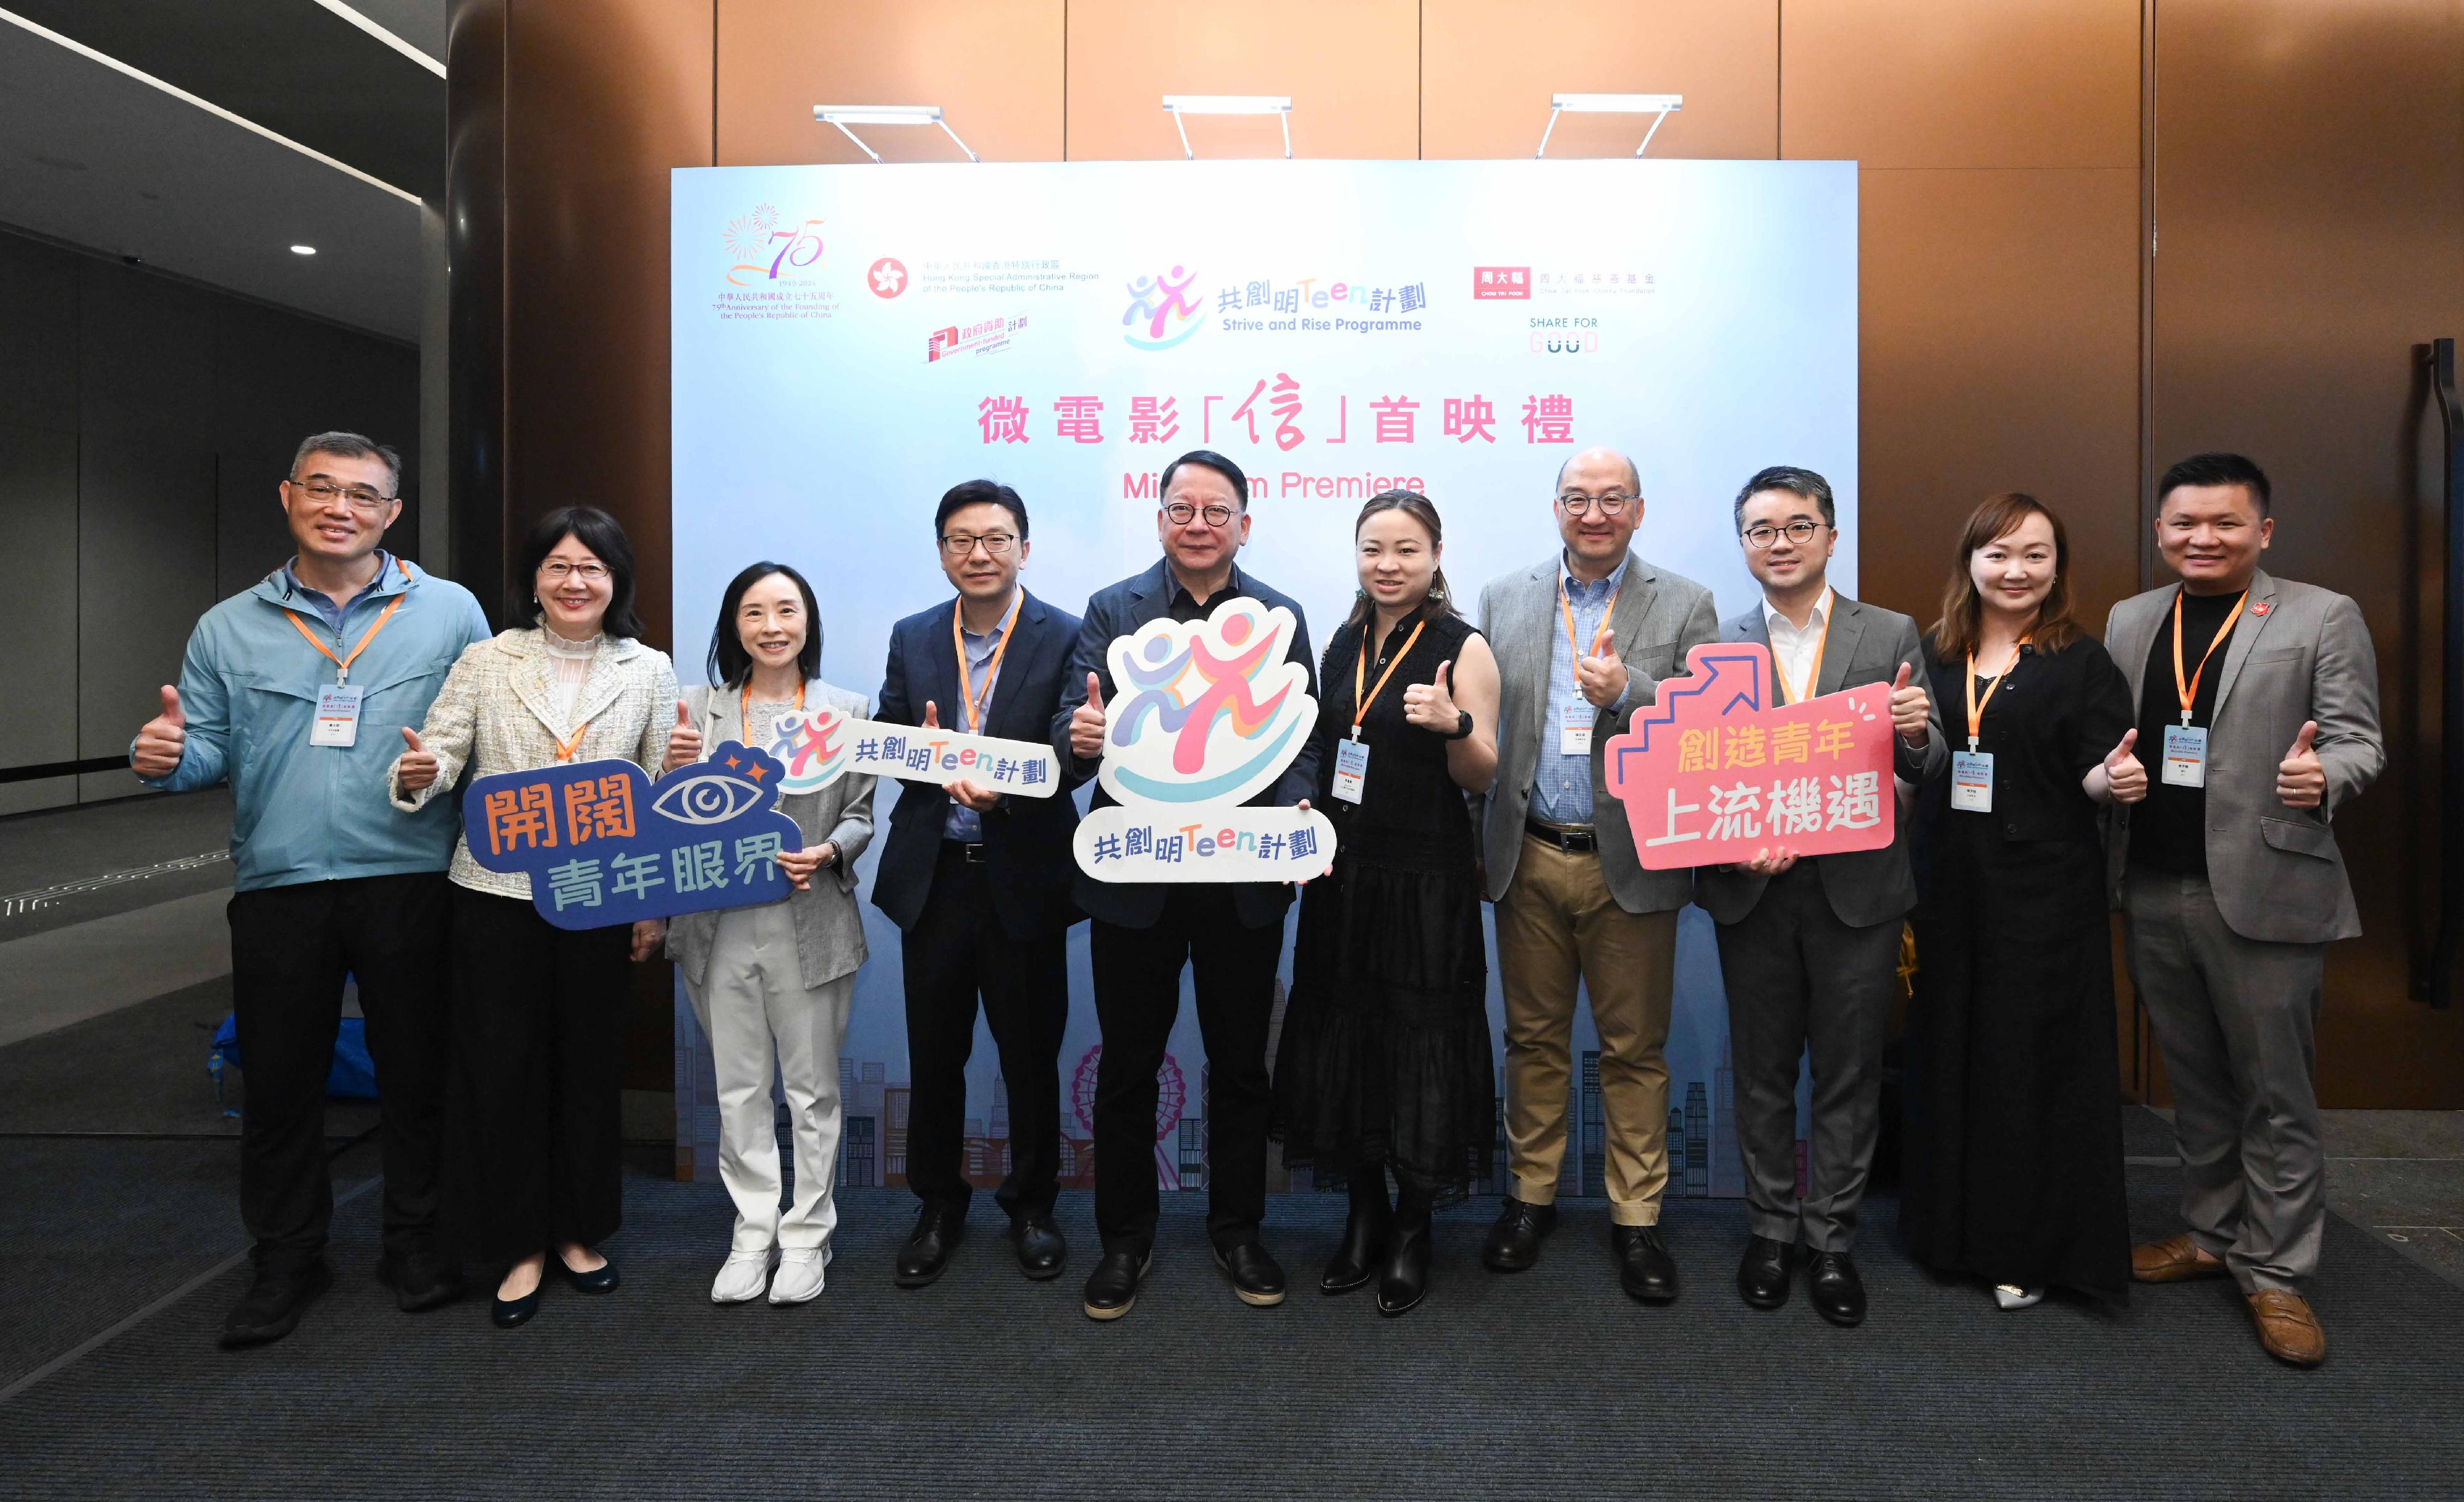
[1351, 618, 1428, 740]
[2171, 589, 2248, 726]
[740, 679, 805, 744]
[282, 557, 411, 684]
[1558, 572, 1618, 671]
[1964, 636, 2029, 751]
[954, 590, 1023, 734]
[1773, 599, 1833, 705]
[550, 723, 591, 763]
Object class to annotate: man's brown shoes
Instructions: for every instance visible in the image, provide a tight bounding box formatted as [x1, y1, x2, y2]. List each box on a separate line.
[2130, 1233, 2229, 1283]
[2247, 1289, 2328, 1367]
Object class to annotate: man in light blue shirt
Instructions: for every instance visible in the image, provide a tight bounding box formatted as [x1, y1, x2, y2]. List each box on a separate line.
[130, 432, 492, 1347]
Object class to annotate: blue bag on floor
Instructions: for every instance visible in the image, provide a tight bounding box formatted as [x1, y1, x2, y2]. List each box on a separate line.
[208, 1013, 381, 1102]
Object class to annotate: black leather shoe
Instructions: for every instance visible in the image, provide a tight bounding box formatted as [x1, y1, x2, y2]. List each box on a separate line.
[1007, 1214, 1067, 1281]
[1738, 1235, 1794, 1310]
[896, 1202, 967, 1288]
[1214, 1240, 1287, 1307]
[1807, 1250, 1867, 1327]
[1480, 1197, 1558, 1272]
[1082, 1248, 1149, 1320]
[1376, 1224, 1431, 1317]
[1611, 1225, 1679, 1304]
[219, 1261, 332, 1349]
[376, 1248, 467, 1313]
[1321, 1205, 1390, 1295]
[491, 1285, 541, 1329]
[558, 1253, 620, 1294]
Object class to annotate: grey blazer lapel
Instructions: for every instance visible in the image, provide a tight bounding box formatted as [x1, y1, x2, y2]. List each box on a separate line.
[1815, 596, 1868, 698]
[1512, 559, 1556, 754]
[2109, 591, 2165, 706]
[2209, 568, 2281, 717]
[1605, 550, 1658, 656]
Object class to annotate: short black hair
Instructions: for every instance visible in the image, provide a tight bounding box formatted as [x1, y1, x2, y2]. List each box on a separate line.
[933, 479, 1028, 540]
[1158, 450, 1250, 509]
[706, 560, 824, 689]
[512, 505, 646, 640]
[2158, 452, 2271, 515]
[1732, 465, 1837, 531]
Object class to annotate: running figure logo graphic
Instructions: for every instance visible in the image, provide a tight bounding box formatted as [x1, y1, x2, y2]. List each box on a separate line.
[1122, 264, 1205, 351]
[1098, 597, 1316, 806]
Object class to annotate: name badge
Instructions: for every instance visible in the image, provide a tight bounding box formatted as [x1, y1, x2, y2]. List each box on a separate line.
[312, 684, 365, 748]
[1950, 749, 1994, 813]
[1332, 738, 1370, 804]
[2162, 724, 2208, 788]
[1559, 701, 1594, 757]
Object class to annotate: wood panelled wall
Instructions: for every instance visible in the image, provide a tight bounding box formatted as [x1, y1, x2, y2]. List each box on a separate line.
[453, 0, 2464, 1106]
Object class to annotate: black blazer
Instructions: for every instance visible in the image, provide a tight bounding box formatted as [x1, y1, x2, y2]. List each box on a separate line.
[872, 588, 1085, 940]
[1050, 558, 1320, 931]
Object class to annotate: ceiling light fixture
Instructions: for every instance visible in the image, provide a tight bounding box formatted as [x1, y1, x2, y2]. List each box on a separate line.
[1161, 96, 1292, 161]
[0, 5, 422, 206]
[290, 244, 317, 256]
[811, 105, 978, 164]
[1535, 93, 1685, 159]
[308, 0, 444, 78]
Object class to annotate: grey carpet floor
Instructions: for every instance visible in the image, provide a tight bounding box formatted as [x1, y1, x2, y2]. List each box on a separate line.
[1, 1162, 2457, 1500]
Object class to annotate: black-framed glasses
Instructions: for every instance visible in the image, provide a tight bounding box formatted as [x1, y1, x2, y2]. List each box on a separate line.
[940, 531, 1018, 557]
[1164, 501, 1238, 528]
[289, 477, 394, 511]
[1742, 520, 1826, 549]
[1557, 492, 1633, 517]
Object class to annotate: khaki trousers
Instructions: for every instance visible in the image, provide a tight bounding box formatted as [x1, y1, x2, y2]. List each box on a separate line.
[1496, 833, 1677, 1225]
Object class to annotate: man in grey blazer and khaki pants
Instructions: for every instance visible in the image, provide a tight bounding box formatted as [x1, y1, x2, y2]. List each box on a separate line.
[1694, 466, 1944, 1330]
[1475, 446, 1718, 1304]
[2108, 453, 2382, 1368]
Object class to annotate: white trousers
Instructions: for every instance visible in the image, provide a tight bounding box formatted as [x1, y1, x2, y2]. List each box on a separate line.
[683, 901, 855, 1253]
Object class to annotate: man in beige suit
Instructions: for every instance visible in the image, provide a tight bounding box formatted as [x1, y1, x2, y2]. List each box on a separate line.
[2106, 453, 2383, 1368]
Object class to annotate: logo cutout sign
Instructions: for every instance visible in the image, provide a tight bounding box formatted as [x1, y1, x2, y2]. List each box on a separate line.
[763, 706, 1057, 798]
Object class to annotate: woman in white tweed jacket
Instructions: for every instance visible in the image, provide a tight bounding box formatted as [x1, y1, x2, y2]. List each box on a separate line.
[389, 506, 678, 1329]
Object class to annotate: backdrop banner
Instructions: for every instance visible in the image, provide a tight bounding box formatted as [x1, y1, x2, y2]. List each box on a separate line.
[670, 158, 1858, 1199]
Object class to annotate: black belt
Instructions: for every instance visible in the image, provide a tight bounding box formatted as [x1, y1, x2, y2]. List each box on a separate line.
[1525, 819, 1597, 854]
[942, 839, 987, 865]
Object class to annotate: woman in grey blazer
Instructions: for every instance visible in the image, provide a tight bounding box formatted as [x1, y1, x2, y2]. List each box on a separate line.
[663, 562, 876, 1306]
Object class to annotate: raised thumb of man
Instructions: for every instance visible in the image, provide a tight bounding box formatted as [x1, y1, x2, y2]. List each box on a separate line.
[1085, 672, 1105, 712]
[402, 726, 426, 753]
[2105, 727, 2138, 768]
[675, 698, 692, 729]
[2288, 720, 2319, 758]
[922, 700, 940, 730]
[1893, 662, 1914, 691]
[159, 685, 184, 726]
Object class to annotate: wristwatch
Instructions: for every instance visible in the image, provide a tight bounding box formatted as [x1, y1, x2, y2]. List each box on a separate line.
[1446, 710, 1475, 741]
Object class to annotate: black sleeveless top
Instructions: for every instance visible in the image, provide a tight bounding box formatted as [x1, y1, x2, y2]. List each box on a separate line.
[1311, 607, 1480, 869]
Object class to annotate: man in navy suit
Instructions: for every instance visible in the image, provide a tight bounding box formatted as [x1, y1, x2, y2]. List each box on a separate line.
[874, 480, 1086, 1288]
[1052, 450, 1320, 1321]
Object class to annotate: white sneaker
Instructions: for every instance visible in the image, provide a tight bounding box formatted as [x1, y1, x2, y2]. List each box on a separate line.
[769, 1245, 832, 1305]
[711, 1248, 776, 1304]
[1993, 1283, 2045, 1310]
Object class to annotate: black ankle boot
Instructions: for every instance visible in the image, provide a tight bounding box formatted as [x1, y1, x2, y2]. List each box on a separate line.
[1378, 1189, 1433, 1317]
[1322, 1172, 1392, 1295]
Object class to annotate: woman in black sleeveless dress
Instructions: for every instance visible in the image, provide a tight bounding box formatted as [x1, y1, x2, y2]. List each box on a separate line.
[1274, 490, 1501, 1316]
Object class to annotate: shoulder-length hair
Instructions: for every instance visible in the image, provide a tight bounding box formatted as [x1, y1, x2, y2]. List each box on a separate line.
[706, 561, 824, 689]
[1930, 491, 2082, 662]
[1343, 490, 1461, 632]
[512, 506, 645, 640]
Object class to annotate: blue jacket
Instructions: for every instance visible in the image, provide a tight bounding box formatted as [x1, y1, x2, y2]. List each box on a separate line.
[871, 588, 1087, 940]
[137, 558, 494, 891]
[1051, 558, 1319, 931]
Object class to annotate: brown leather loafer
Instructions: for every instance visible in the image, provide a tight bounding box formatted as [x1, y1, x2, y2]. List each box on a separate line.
[2247, 1289, 2327, 1367]
[2131, 1233, 2230, 1284]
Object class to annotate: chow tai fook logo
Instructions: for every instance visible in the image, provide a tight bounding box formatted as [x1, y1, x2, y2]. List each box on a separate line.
[927, 315, 1027, 363]
[1474, 266, 1531, 300]
[1072, 597, 1337, 882]
[1122, 264, 1206, 351]
[723, 204, 825, 286]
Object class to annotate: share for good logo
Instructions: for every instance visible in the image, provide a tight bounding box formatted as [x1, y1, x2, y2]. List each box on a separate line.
[868, 257, 907, 297]
[1122, 264, 1205, 352]
[723, 203, 825, 287]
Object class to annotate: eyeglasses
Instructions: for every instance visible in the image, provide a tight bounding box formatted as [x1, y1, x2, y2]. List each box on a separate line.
[940, 531, 1018, 557]
[1164, 501, 1239, 528]
[290, 478, 394, 511]
[538, 560, 611, 582]
[1742, 520, 1827, 549]
[1557, 493, 1634, 517]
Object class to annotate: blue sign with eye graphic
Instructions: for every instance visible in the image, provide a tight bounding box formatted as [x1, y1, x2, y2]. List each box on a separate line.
[460, 741, 806, 931]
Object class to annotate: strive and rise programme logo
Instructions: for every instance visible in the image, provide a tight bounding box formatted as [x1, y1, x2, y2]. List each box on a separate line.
[1123, 264, 1205, 351]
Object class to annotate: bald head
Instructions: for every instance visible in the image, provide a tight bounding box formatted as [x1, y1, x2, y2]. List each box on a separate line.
[1555, 446, 1640, 498]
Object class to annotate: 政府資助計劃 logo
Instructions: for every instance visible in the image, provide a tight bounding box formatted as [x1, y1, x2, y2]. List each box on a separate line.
[1122, 264, 1204, 351]
[1099, 599, 1314, 806]
[724, 204, 824, 286]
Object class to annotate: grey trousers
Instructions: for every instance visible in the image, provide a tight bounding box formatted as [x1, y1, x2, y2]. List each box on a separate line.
[2123, 869, 2327, 1293]
[1714, 863, 1902, 1253]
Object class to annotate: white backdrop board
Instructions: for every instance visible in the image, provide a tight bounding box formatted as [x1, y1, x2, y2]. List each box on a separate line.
[670, 159, 1856, 1197]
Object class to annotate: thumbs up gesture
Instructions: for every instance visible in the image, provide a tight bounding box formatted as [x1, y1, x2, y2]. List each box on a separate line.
[662, 698, 702, 773]
[1403, 659, 1461, 733]
[922, 700, 941, 730]
[396, 726, 440, 793]
[1069, 672, 1108, 759]
[1574, 634, 1628, 710]
[131, 685, 188, 779]
[2277, 719, 2325, 809]
[2103, 728, 2147, 804]
[1889, 661, 1931, 744]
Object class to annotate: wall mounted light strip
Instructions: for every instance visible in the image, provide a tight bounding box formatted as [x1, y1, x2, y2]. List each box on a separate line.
[0, 5, 424, 205]
[1160, 95, 1293, 161]
[309, 0, 447, 79]
[1536, 92, 1685, 159]
[813, 105, 979, 163]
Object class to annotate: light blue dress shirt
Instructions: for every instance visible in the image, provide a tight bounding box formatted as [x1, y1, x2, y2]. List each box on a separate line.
[942, 610, 1009, 841]
[1529, 552, 1632, 828]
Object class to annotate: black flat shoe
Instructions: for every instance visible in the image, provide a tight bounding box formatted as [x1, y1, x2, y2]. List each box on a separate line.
[1611, 1224, 1679, 1304]
[1082, 1248, 1149, 1321]
[556, 1252, 618, 1294]
[896, 1202, 967, 1288]
[1321, 1205, 1390, 1295]
[1008, 1214, 1067, 1281]
[1376, 1224, 1430, 1317]
[1213, 1240, 1287, 1307]
[1480, 1196, 1558, 1273]
[1737, 1235, 1794, 1310]
[491, 1286, 541, 1328]
[1807, 1250, 1867, 1327]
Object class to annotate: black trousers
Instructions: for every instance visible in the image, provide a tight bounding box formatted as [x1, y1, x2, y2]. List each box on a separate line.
[227, 873, 453, 1274]
[1090, 890, 1286, 1254]
[902, 843, 1070, 1220]
[444, 887, 629, 1266]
